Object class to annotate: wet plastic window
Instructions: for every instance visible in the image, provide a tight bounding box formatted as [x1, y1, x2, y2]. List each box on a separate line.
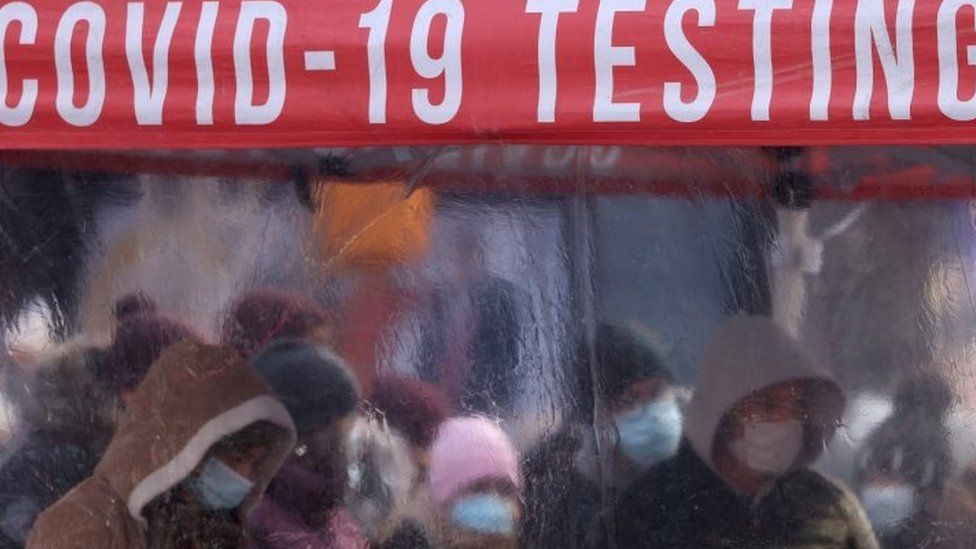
[2, 146, 976, 548]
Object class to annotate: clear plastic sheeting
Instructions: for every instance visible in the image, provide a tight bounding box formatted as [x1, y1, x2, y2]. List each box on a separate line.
[0, 146, 975, 548]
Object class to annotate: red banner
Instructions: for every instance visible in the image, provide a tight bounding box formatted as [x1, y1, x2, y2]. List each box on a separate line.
[3, 1, 976, 148]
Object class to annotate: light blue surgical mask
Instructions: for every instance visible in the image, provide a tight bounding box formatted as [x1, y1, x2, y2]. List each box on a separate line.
[614, 398, 683, 467]
[189, 457, 254, 510]
[450, 493, 516, 535]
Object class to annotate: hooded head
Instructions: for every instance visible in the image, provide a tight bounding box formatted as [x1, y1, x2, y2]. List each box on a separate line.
[95, 341, 296, 524]
[684, 315, 844, 484]
[221, 289, 333, 358]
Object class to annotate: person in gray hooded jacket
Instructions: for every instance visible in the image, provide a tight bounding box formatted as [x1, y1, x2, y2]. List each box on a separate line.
[614, 315, 878, 549]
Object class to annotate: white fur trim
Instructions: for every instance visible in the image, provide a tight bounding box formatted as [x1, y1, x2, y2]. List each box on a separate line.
[127, 395, 294, 522]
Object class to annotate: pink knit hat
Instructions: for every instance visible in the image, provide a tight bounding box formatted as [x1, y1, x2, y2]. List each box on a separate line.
[428, 416, 520, 505]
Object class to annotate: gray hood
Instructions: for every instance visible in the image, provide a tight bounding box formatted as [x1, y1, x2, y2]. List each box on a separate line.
[684, 315, 845, 472]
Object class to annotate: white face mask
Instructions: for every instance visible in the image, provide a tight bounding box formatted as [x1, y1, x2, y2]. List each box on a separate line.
[859, 484, 916, 534]
[728, 420, 803, 475]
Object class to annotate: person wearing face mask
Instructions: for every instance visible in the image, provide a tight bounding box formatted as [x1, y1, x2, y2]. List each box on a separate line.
[854, 372, 976, 548]
[26, 341, 296, 549]
[521, 323, 682, 549]
[427, 416, 521, 549]
[615, 314, 878, 548]
[247, 339, 368, 549]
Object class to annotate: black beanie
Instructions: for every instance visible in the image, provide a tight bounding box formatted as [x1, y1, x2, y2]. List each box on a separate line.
[251, 339, 360, 438]
[594, 323, 671, 401]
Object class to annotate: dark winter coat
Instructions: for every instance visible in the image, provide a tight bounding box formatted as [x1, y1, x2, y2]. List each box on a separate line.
[615, 442, 877, 548]
[0, 345, 111, 548]
[0, 434, 97, 548]
[520, 424, 604, 549]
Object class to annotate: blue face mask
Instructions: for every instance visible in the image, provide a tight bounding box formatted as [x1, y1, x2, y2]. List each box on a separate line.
[613, 398, 683, 467]
[450, 494, 516, 535]
[189, 457, 254, 510]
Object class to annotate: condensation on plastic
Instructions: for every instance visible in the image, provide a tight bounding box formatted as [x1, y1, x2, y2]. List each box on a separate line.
[1, 146, 976, 548]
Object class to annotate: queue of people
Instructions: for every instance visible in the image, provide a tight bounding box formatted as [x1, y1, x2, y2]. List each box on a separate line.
[2, 289, 976, 548]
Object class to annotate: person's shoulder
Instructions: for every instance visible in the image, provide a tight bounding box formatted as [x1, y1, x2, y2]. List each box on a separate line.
[775, 468, 869, 521]
[781, 469, 853, 498]
[612, 460, 677, 548]
[756, 472, 876, 549]
[27, 477, 127, 549]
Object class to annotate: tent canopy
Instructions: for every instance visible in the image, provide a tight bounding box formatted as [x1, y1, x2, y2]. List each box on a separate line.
[3, 1, 976, 148]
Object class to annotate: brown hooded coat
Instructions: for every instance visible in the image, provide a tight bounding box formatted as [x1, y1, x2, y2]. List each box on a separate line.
[26, 341, 296, 549]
